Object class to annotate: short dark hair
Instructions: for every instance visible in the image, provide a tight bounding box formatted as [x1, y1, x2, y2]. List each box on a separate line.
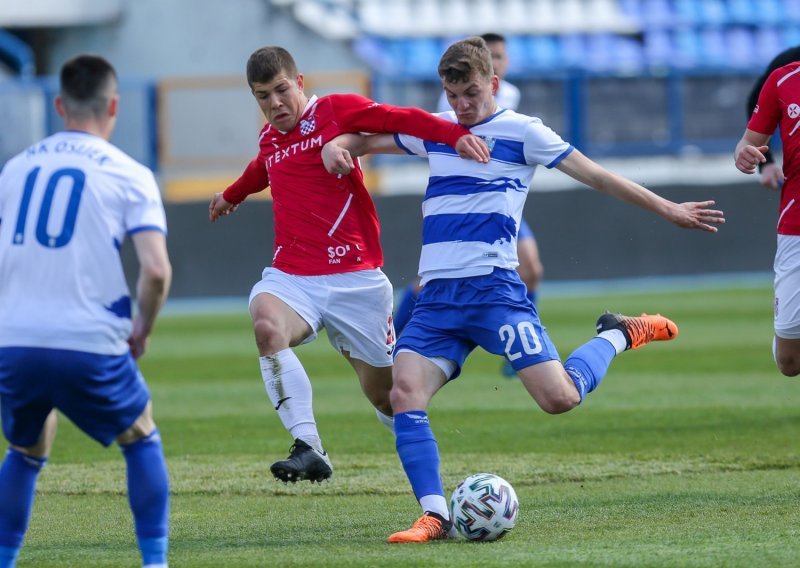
[59, 54, 117, 120]
[438, 37, 493, 84]
[480, 33, 506, 45]
[246, 46, 298, 87]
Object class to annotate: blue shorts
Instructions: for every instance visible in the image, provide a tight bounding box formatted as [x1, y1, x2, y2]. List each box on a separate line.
[396, 268, 560, 379]
[0, 347, 150, 447]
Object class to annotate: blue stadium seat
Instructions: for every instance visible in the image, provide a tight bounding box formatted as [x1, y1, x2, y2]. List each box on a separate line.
[786, 0, 800, 24]
[751, 0, 783, 26]
[754, 27, 785, 67]
[531, 36, 561, 71]
[726, 27, 756, 69]
[726, 0, 752, 25]
[696, 0, 729, 26]
[644, 28, 671, 67]
[671, 28, 702, 68]
[559, 34, 587, 69]
[616, 0, 642, 25]
[698, 28, 728, 67]
[672, 0, 700, 26]
[640, 0, 673, 29]
[781, 25, 800, 50]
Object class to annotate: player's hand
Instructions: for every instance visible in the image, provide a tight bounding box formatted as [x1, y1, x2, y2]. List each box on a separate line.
[735, 144, 769, 174]
[760, 162, 784, 190]
[209, 192, 238, 222]
[455, 134, 490, 163]
[128, 319, 149, 359]
[322, 142, 355, 175]
[669, 200, 726, 233]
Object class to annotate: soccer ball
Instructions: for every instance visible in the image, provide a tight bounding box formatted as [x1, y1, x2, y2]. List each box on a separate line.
[449, 473, 519, 541]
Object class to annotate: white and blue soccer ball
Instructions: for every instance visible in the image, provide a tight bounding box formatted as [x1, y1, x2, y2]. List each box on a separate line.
[449, 473, 519, 541]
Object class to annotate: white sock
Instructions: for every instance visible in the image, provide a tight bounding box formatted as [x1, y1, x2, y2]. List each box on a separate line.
[598, 329, 628, 355]
[260, 349, 322, 452]
[419, 494, 449, 520]
[773, 336, 778, 363]
[375, 409, 395, 434]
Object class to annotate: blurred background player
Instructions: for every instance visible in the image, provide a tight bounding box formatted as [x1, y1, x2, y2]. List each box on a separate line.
[209, 46, 488, 484]
[745, 46, 800, 189]
[0, 55, 171, 568]
[323, 36, 724, 543]
[735, 53, 800, 377]
[397, 32, 543, 379]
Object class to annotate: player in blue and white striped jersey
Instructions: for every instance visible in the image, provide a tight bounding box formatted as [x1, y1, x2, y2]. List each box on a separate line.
[322, 36, 725, 543]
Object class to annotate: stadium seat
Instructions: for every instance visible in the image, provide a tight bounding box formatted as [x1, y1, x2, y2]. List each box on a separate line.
[695, 0, 728, 26]
[502, 0, 530, 35]
[671, 28, 702, 68]
[640, 0, 673, 29]
[726, 0, 752, 25]
[644, 28, 672, 67]
[699, 28, 728, 68]
[671, 0, 699, 26]
[471, 0, 501, 35]
[293, 0, 358, 40]
[559, 34, 587, 69]
[753, 27, 784, 67]
[751, 0, 783, 26]
[438, 0, 471, 35]
[555, 0, 588, 33]
[786, 0, 800, 24]
[527, 0, 559, 34]
[527, 35, 561, 71]
[727, 27, 756, 69]
[782, 25, 800, 48]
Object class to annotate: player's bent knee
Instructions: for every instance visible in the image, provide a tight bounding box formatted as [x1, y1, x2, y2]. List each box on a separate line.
[116, 402, 156, 445]
[777, 358, 800, 377]
[252, 317, 287, 352]
[537, 393, 580, 415]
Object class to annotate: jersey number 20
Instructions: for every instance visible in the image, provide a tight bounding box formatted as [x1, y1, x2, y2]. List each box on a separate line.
[499, 321, 543, 361]
[13, 167, 85, 248]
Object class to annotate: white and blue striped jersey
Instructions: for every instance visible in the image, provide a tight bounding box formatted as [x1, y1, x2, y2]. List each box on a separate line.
[394, 108, 572, 285]
[0, 131, 167, 355]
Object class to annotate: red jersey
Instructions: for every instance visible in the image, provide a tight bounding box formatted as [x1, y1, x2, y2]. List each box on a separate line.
[747, 62, 800, 236]
[224, 93, 470, 275]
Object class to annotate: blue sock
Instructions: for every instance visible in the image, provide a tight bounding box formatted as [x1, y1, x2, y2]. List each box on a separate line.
[0, 546, 18, 568]
[393, 284, 419, 337]
[120, 430, 169, 566]
[0, 448, 46, 567]
[394, 411, 444, 503]
[563, 337, 617, 400]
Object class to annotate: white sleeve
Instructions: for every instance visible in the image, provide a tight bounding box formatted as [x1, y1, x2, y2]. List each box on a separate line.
[522, 119, 573, 168]
[394, 133, 429, 157]
[125, 166, 167, 234]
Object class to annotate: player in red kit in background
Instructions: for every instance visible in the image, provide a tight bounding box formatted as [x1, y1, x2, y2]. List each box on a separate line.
[735, 57, 800, 378]
[209, 46, 489, 483]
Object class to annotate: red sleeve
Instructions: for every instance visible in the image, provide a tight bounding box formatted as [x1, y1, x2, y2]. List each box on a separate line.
[222, 155, 269, 204]
[329, 94, 470, 147]
[747, 69, 782, 135]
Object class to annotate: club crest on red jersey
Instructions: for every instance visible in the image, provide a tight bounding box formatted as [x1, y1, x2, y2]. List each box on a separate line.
[300, 116, 316, 136]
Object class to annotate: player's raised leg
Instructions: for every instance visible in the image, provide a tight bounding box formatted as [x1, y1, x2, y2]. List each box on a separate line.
[387, 351, 453, 543]
[517, 312, 678, 412]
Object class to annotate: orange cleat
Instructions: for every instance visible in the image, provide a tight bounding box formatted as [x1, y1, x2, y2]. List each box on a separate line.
[388, 512, 452, 543]
[596, 312, 678, 350]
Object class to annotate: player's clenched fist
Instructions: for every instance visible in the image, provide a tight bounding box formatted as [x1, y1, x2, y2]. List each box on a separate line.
[209, 192, 238, 222]
[735, 144, 769, 174]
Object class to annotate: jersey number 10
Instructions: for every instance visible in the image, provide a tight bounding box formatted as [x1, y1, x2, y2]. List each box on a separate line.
[13, 167, 86, 248]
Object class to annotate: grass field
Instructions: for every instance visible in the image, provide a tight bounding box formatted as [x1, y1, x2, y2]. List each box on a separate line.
[19, 284, 800, 567]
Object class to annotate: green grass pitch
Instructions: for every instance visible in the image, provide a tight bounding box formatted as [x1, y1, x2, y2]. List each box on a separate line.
[19, 284, 800, 567]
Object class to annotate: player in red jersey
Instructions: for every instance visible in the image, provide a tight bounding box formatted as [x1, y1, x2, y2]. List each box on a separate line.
[208, 46, 489, 483]
[735, 60, 800, 377]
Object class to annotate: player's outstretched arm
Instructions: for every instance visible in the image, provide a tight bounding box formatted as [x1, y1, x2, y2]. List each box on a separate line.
[130, 230, 172, 359]
[209, 156, 270, 221]
[556, 149, 725, 232]
[735, 129, 771, 175]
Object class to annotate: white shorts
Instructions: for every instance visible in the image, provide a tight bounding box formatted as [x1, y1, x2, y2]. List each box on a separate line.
[249, 267, 395, 366]
[774, 235, 800, 339]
